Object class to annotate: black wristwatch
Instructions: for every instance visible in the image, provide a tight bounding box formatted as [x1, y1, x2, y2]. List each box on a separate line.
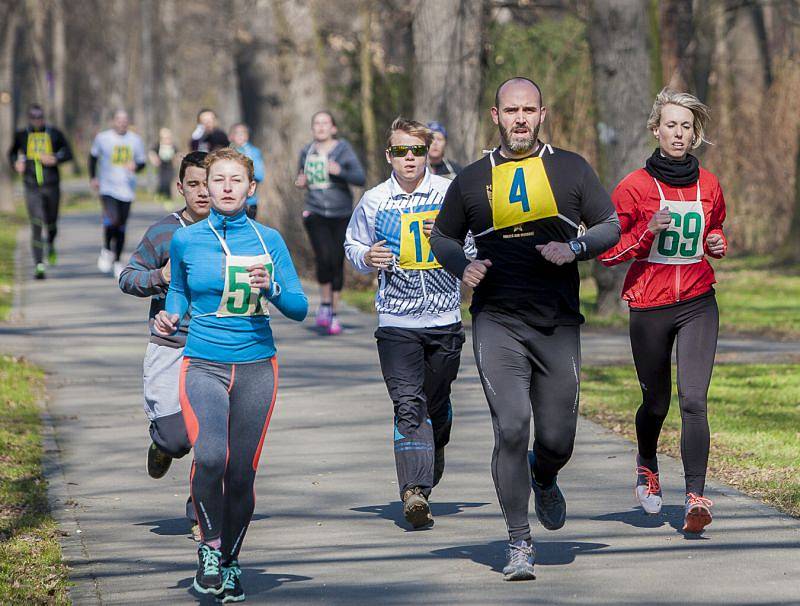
[568, 240, 583, 257]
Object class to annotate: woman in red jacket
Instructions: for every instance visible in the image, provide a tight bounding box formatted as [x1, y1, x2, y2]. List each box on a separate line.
[599, 88, 727, 534]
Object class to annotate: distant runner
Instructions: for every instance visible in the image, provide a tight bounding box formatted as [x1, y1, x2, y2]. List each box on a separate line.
[7, 103, 73, 279]
[89, 109, 146, 279]
[296, 111, 366, 335]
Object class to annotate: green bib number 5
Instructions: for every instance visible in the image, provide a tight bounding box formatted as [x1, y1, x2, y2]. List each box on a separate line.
[223, 265, 271, 316]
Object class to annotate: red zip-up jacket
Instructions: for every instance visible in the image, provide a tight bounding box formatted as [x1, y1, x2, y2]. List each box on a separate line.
[598, 167, 727, 309]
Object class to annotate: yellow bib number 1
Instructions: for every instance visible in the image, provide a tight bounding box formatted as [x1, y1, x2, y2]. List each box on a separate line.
[491, 157, 558, 231]
[399, 210, 441, 270]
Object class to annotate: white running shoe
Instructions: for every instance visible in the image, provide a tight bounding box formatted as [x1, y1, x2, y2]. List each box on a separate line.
[113, 261, 124, 280]
[97, 248, 114, 274]
[635, 458, 663, 514]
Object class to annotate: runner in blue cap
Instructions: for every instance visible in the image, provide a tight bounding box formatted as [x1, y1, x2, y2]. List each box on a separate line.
[426, 121, 462, 181]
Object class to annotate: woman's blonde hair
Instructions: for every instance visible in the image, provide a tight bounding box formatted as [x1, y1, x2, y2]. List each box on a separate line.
[647, 87, 711, 149]
[204, 147, 255, 182]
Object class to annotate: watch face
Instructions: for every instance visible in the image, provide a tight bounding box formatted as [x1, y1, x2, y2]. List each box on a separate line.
[570, 241, 581, 254]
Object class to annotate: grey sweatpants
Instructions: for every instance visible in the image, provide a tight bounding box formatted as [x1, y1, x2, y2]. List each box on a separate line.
[180, 356, 278, 561]
[142, 343, 190, 458]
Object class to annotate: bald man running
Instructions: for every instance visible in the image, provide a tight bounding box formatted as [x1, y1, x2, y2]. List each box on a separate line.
[430, 77, 620, 581]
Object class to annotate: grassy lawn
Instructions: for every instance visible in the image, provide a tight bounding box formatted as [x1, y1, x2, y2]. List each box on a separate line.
[712, 256, 800, 339]
[0, 355, 69, 603]
[579, 256, 800, 338]
[581, 363, 800, 517]
[342, 287, 375, 314]
[0, 209, 26, 321]
[346, 254, 800, 338]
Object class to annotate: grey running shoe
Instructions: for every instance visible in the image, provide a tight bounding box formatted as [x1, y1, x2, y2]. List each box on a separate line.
[193, 543, 223, 595]
[683, 493, 713, 534]
[218, 561, 245, 603]
[635, 456, 663, 514]
[146, 442, 172, 479]
[503, 539, 536, 581]
[529, 452, 566, 530]
[433, 446, 445, 487]
[402, 487, 433, 529]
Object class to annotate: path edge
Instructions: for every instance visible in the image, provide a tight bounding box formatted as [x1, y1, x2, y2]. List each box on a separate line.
[13, 225, 104, 605]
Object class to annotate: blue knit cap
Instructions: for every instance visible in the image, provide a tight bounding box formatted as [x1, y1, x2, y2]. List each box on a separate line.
[427, 121, 447, 139]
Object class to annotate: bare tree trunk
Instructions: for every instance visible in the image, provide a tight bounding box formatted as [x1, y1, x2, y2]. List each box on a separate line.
[360, 1, 379, 185]
[660, 0, 694, 90]
[587, 0, 653, 316]
[235, 0, 326, 255]
[25, 0, 49, 111]
[412, 0, 483, 165]
[0, 3, 19, 213]
[107, 0, 129, 112]
[780, 129, 800, 262]
[139, 0, 155, 145]
[159, 0, 180, 135]
[51, 0, 66, 127]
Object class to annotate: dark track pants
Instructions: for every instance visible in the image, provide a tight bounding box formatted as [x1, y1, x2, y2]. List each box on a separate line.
[472, 311, 581, 542]
[376, 323, 465, 498]
[180, 357, 278, 560]
[24, 184, 60, 264]
[101, 195, 132, 260]
[630, 292, 718, 496]
[303, 212, 349, 292]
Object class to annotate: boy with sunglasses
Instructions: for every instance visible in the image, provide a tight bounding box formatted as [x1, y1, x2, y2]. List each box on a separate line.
[345, 117, 472, 529]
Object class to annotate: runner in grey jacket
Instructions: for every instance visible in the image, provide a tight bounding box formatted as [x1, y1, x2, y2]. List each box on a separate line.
[296, 111, 366, 334]
[345, 117, 472, 530]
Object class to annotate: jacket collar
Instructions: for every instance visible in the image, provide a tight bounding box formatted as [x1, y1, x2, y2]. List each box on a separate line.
[389, 168, 432, 199]
[209, 206, 248, 229]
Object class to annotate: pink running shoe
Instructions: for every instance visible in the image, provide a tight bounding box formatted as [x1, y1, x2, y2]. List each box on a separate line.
[315, 305, 332, 328]
[328, 317, 342, 335]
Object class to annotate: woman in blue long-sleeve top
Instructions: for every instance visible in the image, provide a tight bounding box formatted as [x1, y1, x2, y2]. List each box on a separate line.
[154, 147, 307, 601]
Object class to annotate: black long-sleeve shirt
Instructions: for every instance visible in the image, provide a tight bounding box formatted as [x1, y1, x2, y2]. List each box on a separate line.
[7, 125, 73, 187]
[430, 145, 620, 326]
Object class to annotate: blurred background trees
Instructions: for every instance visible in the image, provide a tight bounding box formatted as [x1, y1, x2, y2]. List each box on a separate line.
[2, 0, 799, 304]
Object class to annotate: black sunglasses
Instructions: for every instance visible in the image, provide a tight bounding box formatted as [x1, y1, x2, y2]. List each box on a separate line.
[388, 144, 428, 158]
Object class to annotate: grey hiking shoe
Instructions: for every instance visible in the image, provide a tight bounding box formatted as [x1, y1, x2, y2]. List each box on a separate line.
[402, 487, 433, 529]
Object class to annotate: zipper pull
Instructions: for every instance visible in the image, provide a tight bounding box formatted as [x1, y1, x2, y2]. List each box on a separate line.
[223, 218, 227, 240]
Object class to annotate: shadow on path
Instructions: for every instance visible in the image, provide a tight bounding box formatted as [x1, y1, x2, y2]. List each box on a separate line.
[175, 568, 312, 603]
[593, 505, 711, 539]
[431, 539, 609, 572]
[135, 514, 269, 537]
[351, 501, 490, 530]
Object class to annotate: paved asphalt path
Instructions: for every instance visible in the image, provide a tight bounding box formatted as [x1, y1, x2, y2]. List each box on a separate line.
[3, 204, 799, 605]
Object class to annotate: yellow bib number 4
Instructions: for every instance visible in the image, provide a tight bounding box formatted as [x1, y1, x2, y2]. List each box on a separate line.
[491, 157, 558, 231]
[26, 132, 52, 161]
[399, 210, 441, 270]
